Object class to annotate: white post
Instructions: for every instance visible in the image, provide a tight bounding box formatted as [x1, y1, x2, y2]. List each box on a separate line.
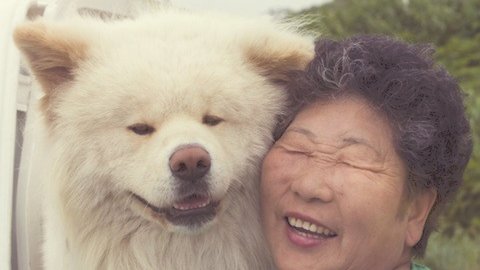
[0, 1, 30, 270]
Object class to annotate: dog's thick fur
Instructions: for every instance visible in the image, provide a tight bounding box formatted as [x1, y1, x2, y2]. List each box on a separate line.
[14, 10, 312, 270]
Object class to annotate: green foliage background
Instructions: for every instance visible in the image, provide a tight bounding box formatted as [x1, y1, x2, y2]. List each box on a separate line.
[279, 0, 480, 268]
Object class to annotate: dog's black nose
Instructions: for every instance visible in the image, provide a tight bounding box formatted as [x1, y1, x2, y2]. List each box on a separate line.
[169, 146, 211, 181]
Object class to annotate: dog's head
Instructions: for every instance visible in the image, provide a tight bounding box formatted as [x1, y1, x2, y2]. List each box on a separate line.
[15, 12, 313, 232]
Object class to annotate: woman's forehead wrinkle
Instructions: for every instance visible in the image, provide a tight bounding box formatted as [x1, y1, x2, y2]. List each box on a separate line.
[340, 137, 382, 159]
[286, 126, 383, 159]
[287, 127, 317, 141]
[286, 127, 339, 153]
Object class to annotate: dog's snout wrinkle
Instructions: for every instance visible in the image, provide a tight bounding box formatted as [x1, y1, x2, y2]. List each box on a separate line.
[176, 180, 209, 199]
[169, 145, 211, 182]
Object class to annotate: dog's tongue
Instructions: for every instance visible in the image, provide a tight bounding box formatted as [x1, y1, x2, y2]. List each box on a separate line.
[173, 194, 211, 211]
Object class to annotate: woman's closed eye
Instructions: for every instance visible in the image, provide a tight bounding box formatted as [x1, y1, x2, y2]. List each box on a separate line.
[336, 155, 385, 173]
[276, 142, 313, 157]
[337, 160, 361, 169]
[276, 132, 315, 155]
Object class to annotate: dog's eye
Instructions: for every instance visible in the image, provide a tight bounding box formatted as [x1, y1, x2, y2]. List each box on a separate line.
[202, 115, 224, 126]
[128, 123, 155, 135]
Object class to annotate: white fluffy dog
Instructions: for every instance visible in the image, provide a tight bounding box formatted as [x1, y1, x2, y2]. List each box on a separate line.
[14, 10, 312, 270]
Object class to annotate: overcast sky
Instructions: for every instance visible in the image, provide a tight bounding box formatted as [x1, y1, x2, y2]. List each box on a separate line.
[33, 0, 331, 17]
[172, 0, 331, 16]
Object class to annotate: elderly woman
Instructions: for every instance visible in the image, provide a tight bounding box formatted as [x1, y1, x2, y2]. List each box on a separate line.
[261, 35, 472, 270]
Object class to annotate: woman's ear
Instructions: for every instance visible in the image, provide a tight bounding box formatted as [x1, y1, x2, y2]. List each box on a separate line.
[405, 188, 437, 247]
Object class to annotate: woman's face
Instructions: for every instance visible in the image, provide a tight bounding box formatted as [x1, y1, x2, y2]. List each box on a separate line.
[261, 97, 425, 270]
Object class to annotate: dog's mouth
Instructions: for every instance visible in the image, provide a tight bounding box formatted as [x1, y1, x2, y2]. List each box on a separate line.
[132, 192, 220, 228]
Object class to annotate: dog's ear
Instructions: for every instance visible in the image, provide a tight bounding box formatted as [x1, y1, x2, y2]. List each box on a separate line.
[13, 21, 88, 94]
[244, 30, 313, 85]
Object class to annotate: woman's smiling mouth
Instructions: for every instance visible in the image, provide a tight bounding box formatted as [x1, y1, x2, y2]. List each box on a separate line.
[285, 215, 337, 247]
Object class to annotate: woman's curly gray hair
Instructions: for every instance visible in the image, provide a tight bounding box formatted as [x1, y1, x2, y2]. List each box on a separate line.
[280, 35, 472, 257]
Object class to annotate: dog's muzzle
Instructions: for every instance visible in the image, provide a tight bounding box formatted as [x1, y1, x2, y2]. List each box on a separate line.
[166, 145, 219, 227]
[132, 145, 221, 228]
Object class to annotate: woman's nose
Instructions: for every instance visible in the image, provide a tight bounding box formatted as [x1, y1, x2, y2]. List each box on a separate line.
[290, 168, 334, 203]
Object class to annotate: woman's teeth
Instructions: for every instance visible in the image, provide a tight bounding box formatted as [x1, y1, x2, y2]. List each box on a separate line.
[287, 216, 336, 237]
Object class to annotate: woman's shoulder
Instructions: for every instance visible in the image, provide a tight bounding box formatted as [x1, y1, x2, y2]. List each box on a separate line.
[411, 262, 431, 270]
